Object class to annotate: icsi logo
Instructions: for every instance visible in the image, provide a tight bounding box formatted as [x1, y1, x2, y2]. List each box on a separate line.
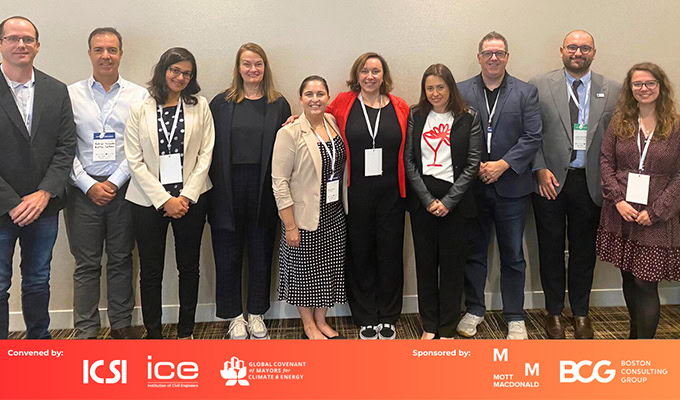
[559, 360, 616, 383]
[83, 360, 127, 384]
[221, 356, 249, 386]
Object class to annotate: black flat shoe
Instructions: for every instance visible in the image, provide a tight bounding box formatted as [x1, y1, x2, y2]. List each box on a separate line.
[325, 334, 346, 339]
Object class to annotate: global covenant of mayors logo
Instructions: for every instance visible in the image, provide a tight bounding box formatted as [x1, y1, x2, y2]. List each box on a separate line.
[220, 356, 307, 386]
[221, 357, 250, 386]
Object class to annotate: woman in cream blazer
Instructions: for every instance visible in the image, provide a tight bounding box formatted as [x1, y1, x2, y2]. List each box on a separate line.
[272, 76, 347, 339]
[124, 48, 214, 339]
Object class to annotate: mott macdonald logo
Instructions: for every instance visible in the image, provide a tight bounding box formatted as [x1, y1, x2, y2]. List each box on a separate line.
[221, 357, 250, 386]
[559, 360, 616, 383]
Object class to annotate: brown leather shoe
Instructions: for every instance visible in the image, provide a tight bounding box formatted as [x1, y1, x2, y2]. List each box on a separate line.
[110, 326, 139, 339]
[544, 314, 565, 339]
[573, 316, 594, 339]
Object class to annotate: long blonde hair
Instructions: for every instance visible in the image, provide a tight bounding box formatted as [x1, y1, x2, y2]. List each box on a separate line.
[611, 62, 678, 140]
[223, 42, 281, 104]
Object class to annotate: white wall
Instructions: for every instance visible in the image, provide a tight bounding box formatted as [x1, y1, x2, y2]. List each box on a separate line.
[4, 0, 680, 330]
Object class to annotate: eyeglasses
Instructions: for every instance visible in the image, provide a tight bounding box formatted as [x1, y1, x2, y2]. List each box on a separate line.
[563, 45, 593, 55]
[167, 66, 193, 80]
[1, 35, 37, 45]
[479, 50, 508, 60]
[631, 80, 658, 90]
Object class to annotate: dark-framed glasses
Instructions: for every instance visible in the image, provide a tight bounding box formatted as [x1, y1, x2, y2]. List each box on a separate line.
[1, 35, 37, 45]
[632, 80, 658, 90]
[564, 44, 593, 55]
[167, 66, 192, 80]
[479, 50, 508, 60]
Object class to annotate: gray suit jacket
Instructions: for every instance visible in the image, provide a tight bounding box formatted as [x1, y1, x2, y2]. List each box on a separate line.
[530, 69, 621, 206]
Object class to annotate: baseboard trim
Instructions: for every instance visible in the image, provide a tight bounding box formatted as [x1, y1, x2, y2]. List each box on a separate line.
[9, 287, 680, 331]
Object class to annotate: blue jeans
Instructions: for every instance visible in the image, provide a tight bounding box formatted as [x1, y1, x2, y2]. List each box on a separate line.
[463, 184, 529, 322]
[0, 215, 58, 339]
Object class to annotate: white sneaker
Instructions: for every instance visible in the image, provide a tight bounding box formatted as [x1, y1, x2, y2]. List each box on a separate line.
[456, 313, 484, 337]
[507, 321, 528, 340]
[378, 323, 396, 340]
[247, 314, 269, 339]
[228, 314, 248, 340]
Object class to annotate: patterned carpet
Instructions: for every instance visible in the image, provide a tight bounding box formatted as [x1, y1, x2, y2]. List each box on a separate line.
[9, 305, 680, 339]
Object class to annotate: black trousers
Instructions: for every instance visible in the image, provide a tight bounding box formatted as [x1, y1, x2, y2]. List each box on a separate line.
[411, 176, 471, 337]
[132, 196, 207, 338]
[346, 178, 405, 326]
[532, 168, 600, 316]
[212, 164, 275, 319]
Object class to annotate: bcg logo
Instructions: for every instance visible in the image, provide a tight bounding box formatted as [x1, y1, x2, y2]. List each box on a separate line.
[83, 360, 127, 384]
[559, 360, 616, 383]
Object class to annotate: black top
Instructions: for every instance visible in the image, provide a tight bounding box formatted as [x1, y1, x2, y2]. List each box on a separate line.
[482, 72, 508, 117]
[345, 100, 401, 187]
[157, 105, 185, 197]
[231, 97, 266, 164]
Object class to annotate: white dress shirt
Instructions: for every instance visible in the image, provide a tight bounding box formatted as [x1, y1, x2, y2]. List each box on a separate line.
[1, 63, 35, 134]
[68, 76, 148, 193]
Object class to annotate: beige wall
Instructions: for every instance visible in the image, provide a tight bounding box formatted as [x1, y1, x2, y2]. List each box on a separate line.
[4, 0, 680, 329]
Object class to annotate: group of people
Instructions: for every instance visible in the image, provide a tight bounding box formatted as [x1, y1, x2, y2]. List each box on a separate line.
[0, 15, 678, 341]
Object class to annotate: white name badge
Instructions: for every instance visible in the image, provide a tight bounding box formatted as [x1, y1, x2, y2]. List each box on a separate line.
[365, 148, 383, 176]
[626, 172, 650, 205]
[160, 153, 183, 185]
[326, 179, 340, 203]
[92, 132, 116, 162]
[573, 124, 588, 151]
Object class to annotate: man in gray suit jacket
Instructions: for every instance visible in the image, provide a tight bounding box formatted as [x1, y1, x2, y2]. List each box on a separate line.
[0, 16, 76, 339]
[530, 30, 620, 339]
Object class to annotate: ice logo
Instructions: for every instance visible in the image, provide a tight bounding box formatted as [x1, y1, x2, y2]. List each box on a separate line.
[221, 356, 250, 386]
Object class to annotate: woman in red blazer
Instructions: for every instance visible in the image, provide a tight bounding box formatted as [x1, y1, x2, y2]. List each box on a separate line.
[325, 52, 409, 339]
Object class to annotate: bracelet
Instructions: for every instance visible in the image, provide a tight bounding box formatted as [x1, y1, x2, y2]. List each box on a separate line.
[285, 225, 298, 231]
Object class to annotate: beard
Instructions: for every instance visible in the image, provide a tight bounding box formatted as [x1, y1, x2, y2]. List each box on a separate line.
[563, 56, 593, 75]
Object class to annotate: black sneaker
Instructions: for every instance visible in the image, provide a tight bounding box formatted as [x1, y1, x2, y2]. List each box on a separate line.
[378, 323, 396, 340]
[359, 325, 379, 340]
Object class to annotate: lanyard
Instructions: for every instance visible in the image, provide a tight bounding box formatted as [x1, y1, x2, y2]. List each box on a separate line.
[311, 118, 337, 180]
[358, 93, 382, 148]
[483, 89, 500, 153]
[566, 80, 591, 125]
[88, 80, 123, 136]
[637, 118, 654, 173]
[158, 98, 182, 151]
[483, 89, 501, 127]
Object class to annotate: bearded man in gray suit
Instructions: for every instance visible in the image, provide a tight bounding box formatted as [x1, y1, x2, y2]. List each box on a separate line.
[530, 30, 621, 339]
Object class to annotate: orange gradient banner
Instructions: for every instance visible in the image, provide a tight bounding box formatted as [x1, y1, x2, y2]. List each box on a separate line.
[0, 340, 677, 399]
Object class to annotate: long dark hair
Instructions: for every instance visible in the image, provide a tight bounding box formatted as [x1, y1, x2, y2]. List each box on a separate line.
[148, 47, 200, 105]
[417, 63, 468, 117]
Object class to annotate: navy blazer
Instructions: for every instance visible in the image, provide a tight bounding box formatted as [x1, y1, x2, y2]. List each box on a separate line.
[457, 73, 542, 198]
[404, 106, 482, 218]
[0, 67, 76, 227]
[207, 94, 291, 231]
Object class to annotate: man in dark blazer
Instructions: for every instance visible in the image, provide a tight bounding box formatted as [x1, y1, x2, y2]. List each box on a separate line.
[530, 30, 621, 339]
[456, 31, 542, 340]
[0, 16, 76, 339]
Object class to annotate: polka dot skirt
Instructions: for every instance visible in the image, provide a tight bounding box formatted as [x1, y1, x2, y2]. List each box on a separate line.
[597, 226, 680, 282]
[278, 135, 347, 308]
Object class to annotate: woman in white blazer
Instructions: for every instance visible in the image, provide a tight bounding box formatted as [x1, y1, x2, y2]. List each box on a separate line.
[124, 47, 215, 339]
[272, 76, 348, 339]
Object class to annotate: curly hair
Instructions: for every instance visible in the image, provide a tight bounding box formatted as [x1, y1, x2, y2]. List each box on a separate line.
[610, 62, 678, 140]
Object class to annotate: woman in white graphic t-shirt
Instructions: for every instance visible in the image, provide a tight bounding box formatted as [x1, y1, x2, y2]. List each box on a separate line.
[404, 63, 483, 339]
